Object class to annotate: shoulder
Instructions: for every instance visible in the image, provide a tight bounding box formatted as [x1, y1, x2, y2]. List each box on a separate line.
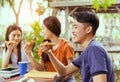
[87, 39, 105, 51]
[85, 40, 107, 57]
[60, 38, 73, 48]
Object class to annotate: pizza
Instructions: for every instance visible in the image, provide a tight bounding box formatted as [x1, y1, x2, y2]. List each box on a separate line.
[5, 41, 16, 45]
[43, 42, 55, 46]
[27, 40, 36, 46]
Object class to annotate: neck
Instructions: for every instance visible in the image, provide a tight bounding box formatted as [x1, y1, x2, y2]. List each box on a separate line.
[49, 36, 60, 44]
[49, 36, 61, 50]
[13, 46, 17, 53]
[81, 35, 94, 49]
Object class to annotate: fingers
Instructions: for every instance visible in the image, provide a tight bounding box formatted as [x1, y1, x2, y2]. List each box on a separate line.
[25, 40, 35, 48]
[43, 42, 55, 46]
[24, 43, 32, 50]
[5, 41, 16, 48]
[40, 42, 53, 53]
[27, 40, 35, 46]
[24, 44, 32, 56]
[5, 41, 16, 45]
[24, 40, 36, 55]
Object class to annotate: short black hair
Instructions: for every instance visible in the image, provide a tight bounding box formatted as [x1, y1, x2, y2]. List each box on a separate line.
[72, 11, 99, 35]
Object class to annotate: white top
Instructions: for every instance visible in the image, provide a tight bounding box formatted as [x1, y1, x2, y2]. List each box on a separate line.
[2, 45, 32, 71]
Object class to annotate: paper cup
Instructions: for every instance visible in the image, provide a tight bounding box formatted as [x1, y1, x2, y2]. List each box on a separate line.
[18, 61, 28, 76]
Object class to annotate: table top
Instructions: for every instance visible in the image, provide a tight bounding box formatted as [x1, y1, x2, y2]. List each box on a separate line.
[5, 76, 54, 82]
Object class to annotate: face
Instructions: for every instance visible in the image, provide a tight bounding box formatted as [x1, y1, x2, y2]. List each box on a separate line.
[41, 24, 53, 39]
[8, 30, 22, 45]
[71, 19, 87, 44]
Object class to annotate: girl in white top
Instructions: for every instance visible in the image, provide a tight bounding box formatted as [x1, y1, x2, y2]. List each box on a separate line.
[2, 24, 32, 71]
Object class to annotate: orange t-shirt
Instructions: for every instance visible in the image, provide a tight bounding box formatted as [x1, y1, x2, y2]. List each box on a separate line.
[38, 38, 74, 72]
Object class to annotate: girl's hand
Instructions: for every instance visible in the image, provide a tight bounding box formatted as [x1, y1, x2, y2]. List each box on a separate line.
[24, 40, 35, 56]
[5, 41, 16, 50]
[40, 41, 54, 54]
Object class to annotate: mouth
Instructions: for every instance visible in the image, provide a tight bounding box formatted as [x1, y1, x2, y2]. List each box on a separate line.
[72, 33, 76, 39]
[14, 41, 20, 45]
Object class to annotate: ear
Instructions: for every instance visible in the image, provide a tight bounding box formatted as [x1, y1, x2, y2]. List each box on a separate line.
[85, 26, 92, 34]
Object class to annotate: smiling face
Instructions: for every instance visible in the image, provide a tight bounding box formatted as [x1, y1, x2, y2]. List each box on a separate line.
[8, 30, 22, 46]
[71, 19, 89, 44]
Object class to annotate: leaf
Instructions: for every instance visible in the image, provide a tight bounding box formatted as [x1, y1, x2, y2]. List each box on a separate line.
[92, 0, 115, 11]
[111, 0, 115, 4]
[25, 21, 43, 60]
[92, 0, 100, 11]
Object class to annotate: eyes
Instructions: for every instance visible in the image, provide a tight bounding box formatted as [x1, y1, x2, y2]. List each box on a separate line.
[11, 34, 21, 38]
[9, 30, 22, 39]
[72, 24, 79, 30]
[72, 22, 85, 30]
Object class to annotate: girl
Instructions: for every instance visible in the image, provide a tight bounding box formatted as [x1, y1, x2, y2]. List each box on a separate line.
[25, 16, 74, 82]
[2, 24, 32, 71]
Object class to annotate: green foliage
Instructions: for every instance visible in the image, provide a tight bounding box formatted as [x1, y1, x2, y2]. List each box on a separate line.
[92, 0, 115, 11]
[23, 21, 43, 61]
[0, 0, 14, 7]
[0, 58, 2, 68]
[0, 26, 6, 42]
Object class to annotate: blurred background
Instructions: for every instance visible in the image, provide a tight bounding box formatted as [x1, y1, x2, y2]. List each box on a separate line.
[0, 0, 120, 82]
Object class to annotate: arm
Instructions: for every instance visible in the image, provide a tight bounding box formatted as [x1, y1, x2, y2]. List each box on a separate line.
[88, 46, 108, 82]
[40, 42, 78, 76]
[2, 41, 15, 68]
[26, 52, 44, 71]
[2, 49, 12, 68]
[93, 74, 107, 82]
[66, 45, 74, 64]
[46, 50, 78, 77]
[63, 44, 75, 79]
[24, 44, 44, 71]
[67, 58, 73, 64]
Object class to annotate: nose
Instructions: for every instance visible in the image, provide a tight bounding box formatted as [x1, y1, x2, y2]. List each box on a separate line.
[41, 29, 44, 34]
[40, 30, 44, 36]
[71, 28, 74, 34]
[14, 35, 19, 41]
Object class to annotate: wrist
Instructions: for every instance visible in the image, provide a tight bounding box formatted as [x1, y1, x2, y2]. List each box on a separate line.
[47, 50, 52, 55]
[7, 49, 12, 53]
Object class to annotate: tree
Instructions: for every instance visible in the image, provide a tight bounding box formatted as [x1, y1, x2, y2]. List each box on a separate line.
[0, 0, 23, 25]
[92, 0, 115, 11]
[23, 21, 43, 60]
[0, 0, 45, 60]
[28, 0, 46, 21]
[25, 0, 46, 60]
[35, 2, 46, 21]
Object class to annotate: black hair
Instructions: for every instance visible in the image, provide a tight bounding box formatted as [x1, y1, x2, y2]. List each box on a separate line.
[72, 11, 99, 35]
[41, 39, 51, 63]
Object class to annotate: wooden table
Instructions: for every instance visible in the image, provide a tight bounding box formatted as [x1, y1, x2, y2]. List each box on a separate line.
[5, 76, 54, 82]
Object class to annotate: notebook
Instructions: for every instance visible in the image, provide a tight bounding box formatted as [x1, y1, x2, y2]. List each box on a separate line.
[0, 67, 20, 78]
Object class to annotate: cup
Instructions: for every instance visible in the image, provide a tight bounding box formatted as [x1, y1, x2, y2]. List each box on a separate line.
[18, 61, 28, 76]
